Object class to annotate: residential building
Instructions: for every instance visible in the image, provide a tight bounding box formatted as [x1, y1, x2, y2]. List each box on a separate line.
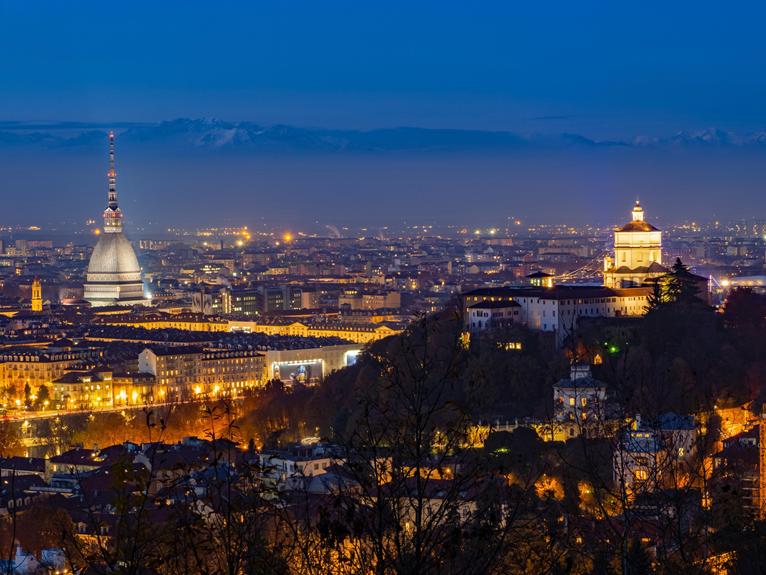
[0, 346, 104, 399]
[553, 364, 608, 423]
[258, 443, 341, 491]
[467, 300, 521, 332]
[138, 346, 265, 400]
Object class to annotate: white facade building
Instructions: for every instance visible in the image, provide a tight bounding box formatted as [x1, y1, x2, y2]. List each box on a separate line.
[467, 300, 521, 332]
[258, 443, 341, 491]
[604, 201, 666, 288]
[463, 285, 650, 345]
[553, 364, 608, 423]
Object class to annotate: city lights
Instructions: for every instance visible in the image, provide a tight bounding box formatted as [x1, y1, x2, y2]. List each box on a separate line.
[0, 7, 762, 570]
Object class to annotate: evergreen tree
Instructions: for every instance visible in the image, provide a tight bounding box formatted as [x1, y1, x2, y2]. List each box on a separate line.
[645, 278, 663, 311]
[665, 257, 701, 303]
[35, 384, 50, 409]
[23, 382, 31, 409]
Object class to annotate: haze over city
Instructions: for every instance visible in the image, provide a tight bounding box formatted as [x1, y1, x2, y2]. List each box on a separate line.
[2, 1, 766, 227]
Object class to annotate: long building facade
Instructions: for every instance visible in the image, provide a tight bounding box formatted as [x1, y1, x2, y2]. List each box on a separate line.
[0, 347, 105, 400]
[94, 312, 400, 344]
[138, 347, 265, 401]
[462, 285, 650, 344]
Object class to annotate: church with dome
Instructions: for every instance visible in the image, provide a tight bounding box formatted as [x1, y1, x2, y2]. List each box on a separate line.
[83, 132, 148, 307]
[603, 200, 667, 288]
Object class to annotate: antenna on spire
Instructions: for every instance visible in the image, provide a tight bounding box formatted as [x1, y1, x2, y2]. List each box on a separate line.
[107, 130, 117, 209]
[103, 131, 123, 233]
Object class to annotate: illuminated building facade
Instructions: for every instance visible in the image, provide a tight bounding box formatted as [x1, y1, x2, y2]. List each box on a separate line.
[462, 285, 650, 345]
[226, 287, 259, 316]
[338, 289, 401, 310]
[83, 132, 148, 307]
[603, 200, 666, 288]
[96, 312, 401, 344]
[111, 372, 157, 407]
[0, 347, 104, 400]
[553, 364, 607, 423]
[264, 344, 362, 382]
[52, 368, 114, 410]
[613, 413, 697, 498]
[229, 319, 401, 344]
[99, 313, 229, 332]
[138, 347, 265, 401]
[224, 285, 317, 316]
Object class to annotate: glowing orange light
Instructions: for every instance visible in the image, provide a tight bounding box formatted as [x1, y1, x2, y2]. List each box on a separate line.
[283, 232, 294, 243]
[93, 229, 102, 236]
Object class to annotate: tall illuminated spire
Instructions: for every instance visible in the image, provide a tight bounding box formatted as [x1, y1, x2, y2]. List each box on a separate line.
[84, 130, 147, 308]
[108, 130, 118, 209]
[103, 131, 123, 233]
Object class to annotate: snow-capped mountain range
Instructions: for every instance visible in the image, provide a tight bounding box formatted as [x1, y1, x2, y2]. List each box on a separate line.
[1, 119, 766, 152]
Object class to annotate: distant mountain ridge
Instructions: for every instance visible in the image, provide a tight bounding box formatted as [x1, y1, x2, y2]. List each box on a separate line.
[1, 119, 766, 152]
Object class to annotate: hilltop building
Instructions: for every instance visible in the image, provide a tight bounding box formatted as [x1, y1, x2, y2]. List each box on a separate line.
[603, 200, 666, 288]
[83, 132, 148, 307]
[462, 285, 650, 345]
[553, 364, 608, 423]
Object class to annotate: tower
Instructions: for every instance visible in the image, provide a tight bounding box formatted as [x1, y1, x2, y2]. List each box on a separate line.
[83, 132, 148, 307]
[31, 277, 42, 312]
[103, 130, 123, 234]
[603, 200, 666, 288]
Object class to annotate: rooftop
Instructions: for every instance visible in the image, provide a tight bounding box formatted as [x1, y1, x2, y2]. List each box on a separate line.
[617, 221, 660, 232]
[468, 300, 521, 309]
[463, 285, 652, 301]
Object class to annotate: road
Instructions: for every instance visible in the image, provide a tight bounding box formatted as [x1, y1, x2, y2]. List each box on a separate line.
[2, 395, 250, 423]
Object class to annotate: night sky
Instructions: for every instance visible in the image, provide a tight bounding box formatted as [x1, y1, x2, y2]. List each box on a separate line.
[1, 1, 766, 228]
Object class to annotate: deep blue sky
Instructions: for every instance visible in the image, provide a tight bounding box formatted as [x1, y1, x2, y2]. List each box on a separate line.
[3, 1, 766, 135]
[1, 1, 766, 228]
